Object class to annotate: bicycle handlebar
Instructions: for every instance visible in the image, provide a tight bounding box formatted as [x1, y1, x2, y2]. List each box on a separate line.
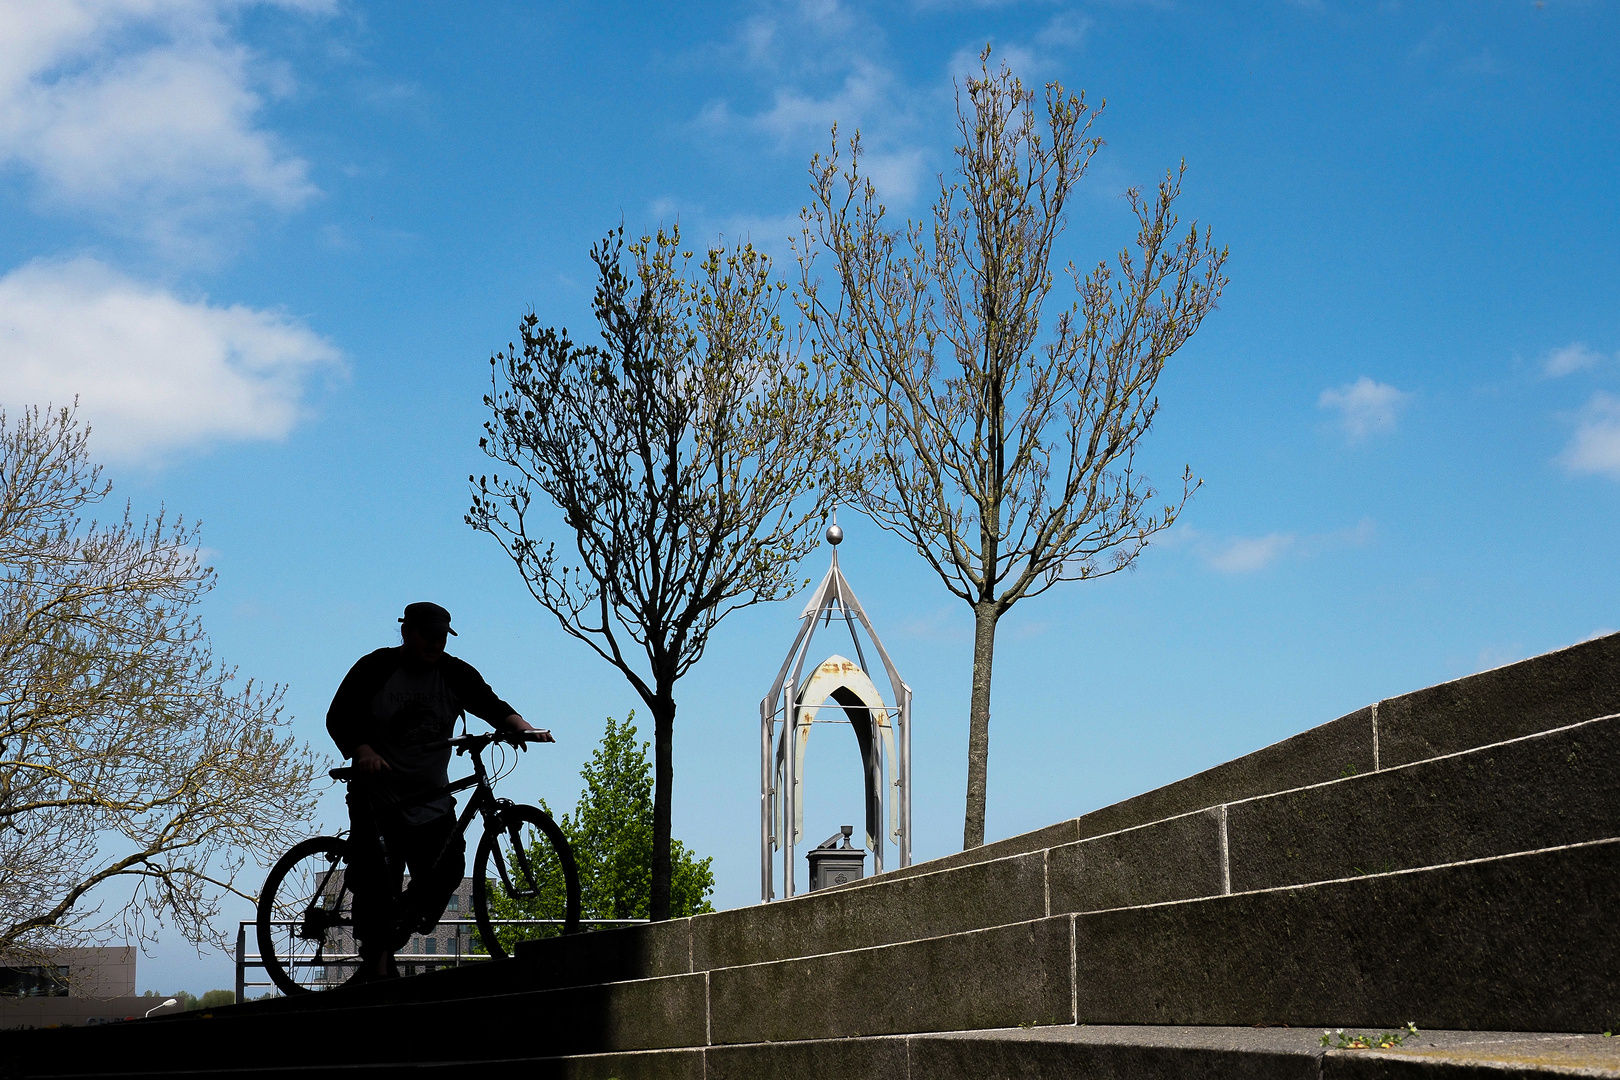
[328, 729, 552, 781]
[445, 729, 554, 752]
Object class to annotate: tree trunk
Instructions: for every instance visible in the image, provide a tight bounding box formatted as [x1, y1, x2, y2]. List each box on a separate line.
[963, 600, 999, 849]
[649, 689, 676, 921]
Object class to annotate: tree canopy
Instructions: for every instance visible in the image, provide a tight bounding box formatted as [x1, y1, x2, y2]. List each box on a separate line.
[471, 225, 852, 917]
[0, 406, 322, 958]
[800, 54, 1227, 847]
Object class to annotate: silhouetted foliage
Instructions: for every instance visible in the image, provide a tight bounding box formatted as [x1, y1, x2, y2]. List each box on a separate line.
[484, 713, 713, 950]
[471, 227, 852, 918]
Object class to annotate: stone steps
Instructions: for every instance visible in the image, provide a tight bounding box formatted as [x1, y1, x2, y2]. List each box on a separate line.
[4, 633, 1617, 1077]
[25, 1027, 1620, 1079]
[11, 831, 1615, 1072]
[501, 709, 1620, 991]
[888, 631, 1620, 882]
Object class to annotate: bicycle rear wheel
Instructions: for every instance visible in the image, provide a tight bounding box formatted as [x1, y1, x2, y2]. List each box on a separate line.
[256, 836, 355, 995]
[472, 803, 581, 959]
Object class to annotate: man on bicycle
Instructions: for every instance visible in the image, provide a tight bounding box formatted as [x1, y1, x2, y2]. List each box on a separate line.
[326, 601, 550, 982]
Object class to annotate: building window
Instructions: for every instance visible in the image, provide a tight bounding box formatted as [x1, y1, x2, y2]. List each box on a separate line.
[0, 966, 70, 997]
[446, 894, 459, 912]
[425, 938, 436, 955]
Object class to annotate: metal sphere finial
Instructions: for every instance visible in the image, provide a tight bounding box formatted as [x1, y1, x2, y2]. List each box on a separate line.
[826, 522, 844, 546]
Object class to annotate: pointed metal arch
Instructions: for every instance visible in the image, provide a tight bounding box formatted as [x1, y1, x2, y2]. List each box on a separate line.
[761, 547, 912, 901]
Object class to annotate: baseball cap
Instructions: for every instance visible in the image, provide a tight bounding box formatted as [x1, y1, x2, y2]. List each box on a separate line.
[400, 601, 458, 636]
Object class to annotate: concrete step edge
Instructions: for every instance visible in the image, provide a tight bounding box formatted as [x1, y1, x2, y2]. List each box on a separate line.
[1216, 711, 1620, 815]
[214, 833, 1620, 1022]
[1066, 834, 1620, 918]
[691, 836, 1620, 985]
[844, 709, 1620, 899]
[34, 1028, 1619, 1079]
[884, 629, 1620, 884]
[903, 1025, 1620, 1078]
[381, 833, 1620, 1006]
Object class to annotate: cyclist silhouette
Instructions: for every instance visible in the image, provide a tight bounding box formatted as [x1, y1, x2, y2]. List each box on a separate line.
[326, 601, 550, 982]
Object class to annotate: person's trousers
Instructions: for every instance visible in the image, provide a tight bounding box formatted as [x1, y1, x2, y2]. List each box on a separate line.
[345, 791, 465, 962]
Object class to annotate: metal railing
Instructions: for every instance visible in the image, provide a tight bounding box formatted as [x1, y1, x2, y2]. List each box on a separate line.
[236, 917, 648, 1000]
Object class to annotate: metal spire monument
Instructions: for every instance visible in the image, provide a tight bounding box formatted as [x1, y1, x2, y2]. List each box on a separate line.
[760, 521, 913, 901]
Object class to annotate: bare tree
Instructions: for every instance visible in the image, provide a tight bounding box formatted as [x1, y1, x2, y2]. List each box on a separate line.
[799, 54, 1228, 849]
[470, 226, 850, 920]
[0, 406, 322, 958]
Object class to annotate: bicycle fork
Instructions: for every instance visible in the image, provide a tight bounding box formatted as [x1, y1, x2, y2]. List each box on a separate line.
[485, 800, 543, 901]
[299, 856, 347, 943]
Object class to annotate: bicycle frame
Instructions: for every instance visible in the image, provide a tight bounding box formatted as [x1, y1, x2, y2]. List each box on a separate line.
[338, 731, 543, 909]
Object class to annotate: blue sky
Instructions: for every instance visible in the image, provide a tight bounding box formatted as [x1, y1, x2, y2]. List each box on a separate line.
[2, 0, 1615, 994]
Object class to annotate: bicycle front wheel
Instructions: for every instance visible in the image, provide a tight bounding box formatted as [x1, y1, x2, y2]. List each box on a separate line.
[256, 836, 355, 995]
[472, 803, 580, 959]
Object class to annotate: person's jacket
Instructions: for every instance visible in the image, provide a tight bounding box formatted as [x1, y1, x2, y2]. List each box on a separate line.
[326, 646, 516, 760]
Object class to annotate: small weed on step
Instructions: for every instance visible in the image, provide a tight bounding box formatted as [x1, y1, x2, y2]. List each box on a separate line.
[1321, 1023, 1420, 1050]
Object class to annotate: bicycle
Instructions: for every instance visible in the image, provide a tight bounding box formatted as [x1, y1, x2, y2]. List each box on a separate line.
[255, 728, 581, 995]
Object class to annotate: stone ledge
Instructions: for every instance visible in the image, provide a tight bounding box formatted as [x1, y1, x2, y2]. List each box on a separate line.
[1073, 839, 1620, 1032]
[12, 1049, 707, 1080]
[1228, 714, 1620, 893]
[878, 705, 1379, 887]
[1048, 804, 1224, 914]
[1046, 711, 1620, 919]
[509, 914, 692, 987]
[706, 914, 1074, 1044]
[689, 846, 1047, 970]
[1325, 1033, 1620, 1078]
[885, 633, 1620, 889]
[1378, 633, 1620, 769]
[19, 1028, 1613, 1079]
[873, 817, 1083, 883]
[908, 1026, 1620, 1080]
[911, 1024, 1327, 1080]
[704, 1034, 910, 1079]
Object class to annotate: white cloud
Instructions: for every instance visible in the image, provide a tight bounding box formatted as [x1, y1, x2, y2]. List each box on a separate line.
[948, 41, 1041, 84]
[1542, 342, 1604, 378]
[941, 8, 1095, 89]
[1206, 533, 1295, 574]
[1318, 376, 1409, 441]
[701, 2, 929, 206]
[1178, 516, 1375, 575]
[0, 0, 329, 252]
[1036, 11, 1094, 49]
[745, 58, 897, 144]
[898, 603, 967, 642]
[1335, 516, 1378, 547]
[705, 3, 1096, 218]
[720, 210, 813, 264]
[1558, 392, 1620, 479]
[705, 57, 928, 201]
[0, 257, 341, 461]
